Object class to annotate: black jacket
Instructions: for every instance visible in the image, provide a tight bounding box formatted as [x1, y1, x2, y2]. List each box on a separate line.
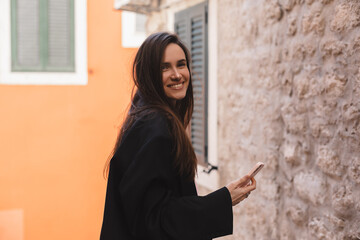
[100, 111, 233, 240]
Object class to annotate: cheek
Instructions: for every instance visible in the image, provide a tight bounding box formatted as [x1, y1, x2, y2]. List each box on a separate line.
[162, 72, 169, 85]
[182, 69, 190, 80]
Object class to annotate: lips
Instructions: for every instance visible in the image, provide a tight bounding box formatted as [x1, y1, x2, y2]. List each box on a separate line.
[168, 81, 185, 89]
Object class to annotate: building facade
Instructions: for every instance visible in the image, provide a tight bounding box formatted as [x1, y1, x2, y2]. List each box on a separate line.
[116, 0, 360, 239]
[0, 0, 137, 239]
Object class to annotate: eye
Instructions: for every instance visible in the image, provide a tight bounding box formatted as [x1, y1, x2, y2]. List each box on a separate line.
[161, 65, 169, 71]
[178, 62, 186, 68]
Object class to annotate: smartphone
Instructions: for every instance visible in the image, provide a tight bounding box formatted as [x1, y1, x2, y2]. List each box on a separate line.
[238, 162, 265, 188]
[248, 162, 265, 178]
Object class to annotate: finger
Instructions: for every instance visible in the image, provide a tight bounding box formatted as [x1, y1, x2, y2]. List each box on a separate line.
[226, 179, 237, 190]
[239, 195, 246, 202]
[234, 187, 251, 199]
[226, 179, 240, 191]
[241, 181, 256, 194]
[233, 196, 245, 206]
[234, 192, 250, 206]
[237, 174, 250, 184]
[235, 175, 251, 187]
[250, 177, 256, 188]
[245, 180, 256, 192]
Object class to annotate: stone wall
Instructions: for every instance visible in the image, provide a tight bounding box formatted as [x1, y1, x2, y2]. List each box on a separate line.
[140, 0, 360, 238]
[217, 0, 360, 239]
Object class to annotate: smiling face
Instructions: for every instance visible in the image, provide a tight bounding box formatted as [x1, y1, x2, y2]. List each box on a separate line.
[161, 43, 190, 104]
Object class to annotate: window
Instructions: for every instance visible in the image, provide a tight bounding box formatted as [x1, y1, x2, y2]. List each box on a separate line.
[0, 0, 87, 85]
[121, 11, 147, 48]
[175, 2, 208, 166]
[11, 0, 75, 72]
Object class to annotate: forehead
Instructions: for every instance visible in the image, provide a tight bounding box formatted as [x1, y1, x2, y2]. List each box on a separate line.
[162, 43, 186, 62]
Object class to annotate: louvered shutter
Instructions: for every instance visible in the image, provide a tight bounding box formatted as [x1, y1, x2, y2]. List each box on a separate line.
[175, 2, 208, 165]
[47, 0, 74, 70]
[11, 0, 41, 70]
[11, 0, 74, 72]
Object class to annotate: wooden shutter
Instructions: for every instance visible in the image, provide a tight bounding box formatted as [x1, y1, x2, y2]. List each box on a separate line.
[47, 0, 74, 70]
[11, 0, 41, 70]
[11, 0, 74, 72]
[175, 2, 208, 165]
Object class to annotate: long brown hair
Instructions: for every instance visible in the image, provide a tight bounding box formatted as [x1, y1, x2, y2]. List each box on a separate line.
[104, 32, 197, 180]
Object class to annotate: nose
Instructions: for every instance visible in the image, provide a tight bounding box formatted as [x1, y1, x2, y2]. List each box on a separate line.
[170, 68, 181, 80]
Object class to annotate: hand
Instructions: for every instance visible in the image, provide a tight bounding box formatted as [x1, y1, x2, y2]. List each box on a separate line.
[226, 175, 256, 206]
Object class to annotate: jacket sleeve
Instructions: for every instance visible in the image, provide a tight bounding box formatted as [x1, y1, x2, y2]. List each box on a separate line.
[118, 133, 233, 240]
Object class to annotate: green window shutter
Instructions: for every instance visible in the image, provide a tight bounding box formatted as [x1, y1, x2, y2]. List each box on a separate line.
[47, 0, 75, 71]
[175, 2, 208, 165]
[11, 0, 42, 71]
[11, 0, 75, 72]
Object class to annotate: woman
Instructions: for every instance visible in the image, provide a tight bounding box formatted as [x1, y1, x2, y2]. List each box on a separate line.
[100, 32, 256, 240]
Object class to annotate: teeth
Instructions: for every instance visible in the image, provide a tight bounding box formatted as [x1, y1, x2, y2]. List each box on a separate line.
[169, 83, 183, 89]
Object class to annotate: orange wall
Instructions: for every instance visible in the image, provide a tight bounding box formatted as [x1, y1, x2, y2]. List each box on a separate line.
[0, 0, 136, 239]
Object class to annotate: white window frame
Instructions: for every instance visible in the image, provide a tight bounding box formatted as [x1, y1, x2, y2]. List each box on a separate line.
[121, 11, 147, 48]
[0, 0, 87, 85]
[195, 0, 219, 190]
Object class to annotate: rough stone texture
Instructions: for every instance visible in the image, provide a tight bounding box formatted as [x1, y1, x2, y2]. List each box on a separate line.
[331, 185, 355, 217]
[144, 0, 360, 239]
[216, 0, 360, 239]
[316, 146, 343, 177]
[349, 157, 360, 184]
[294, 171, 327, 205]
[308, 217, 336, 240]
[286, 203, 308, 225]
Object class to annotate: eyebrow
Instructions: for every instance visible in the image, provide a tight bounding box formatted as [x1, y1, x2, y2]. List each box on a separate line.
[161, 59, 187, 64]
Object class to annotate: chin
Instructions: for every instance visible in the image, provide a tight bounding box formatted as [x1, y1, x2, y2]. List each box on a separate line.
[170, 93, 187, 101]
